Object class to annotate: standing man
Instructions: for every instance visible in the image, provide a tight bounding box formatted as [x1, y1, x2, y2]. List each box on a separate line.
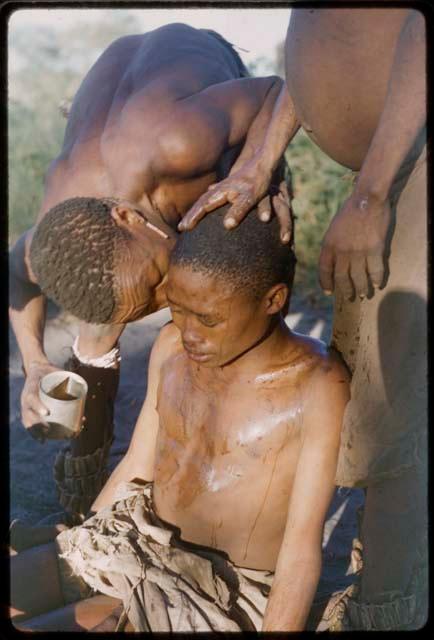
[181, 7, 427, 631]
[9, 23, 291, 523]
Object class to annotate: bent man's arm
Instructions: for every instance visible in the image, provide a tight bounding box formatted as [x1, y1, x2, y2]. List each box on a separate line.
[91, 323, 179, 511]
[319, 10, 426, 298]
[262, 355, 350, 631]
[180, 84, 300, 237]
[9, 230, 57, 429]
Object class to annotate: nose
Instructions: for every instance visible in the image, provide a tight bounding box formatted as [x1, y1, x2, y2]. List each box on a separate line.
[182, 319, 205, 350]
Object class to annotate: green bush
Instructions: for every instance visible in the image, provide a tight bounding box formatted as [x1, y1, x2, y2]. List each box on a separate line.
[286, 130, 355, 308]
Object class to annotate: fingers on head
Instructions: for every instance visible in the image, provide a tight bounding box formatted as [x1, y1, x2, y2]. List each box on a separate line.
[257, 196, 271, 222]
[223, 194, 254, 228]
[272, 194, 292, 243]
[278, 179, 291, 203]
[179, 197, 214, 230]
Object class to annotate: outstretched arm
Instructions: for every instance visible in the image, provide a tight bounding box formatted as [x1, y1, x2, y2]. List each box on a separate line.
[9, 230, 57, 432]
[179, 84, 300, 239]
[319, 10, 426, 299]
[262, 356, 350, 631]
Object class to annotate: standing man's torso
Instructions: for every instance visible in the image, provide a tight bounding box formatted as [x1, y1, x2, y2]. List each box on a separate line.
[286, 8, 410, 169]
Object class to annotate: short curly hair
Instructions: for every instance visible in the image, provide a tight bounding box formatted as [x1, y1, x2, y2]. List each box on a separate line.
[30, 197, 127, 323]
[171, 201, 296, 300]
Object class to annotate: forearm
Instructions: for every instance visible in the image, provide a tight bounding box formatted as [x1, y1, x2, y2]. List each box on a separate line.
[248, 84, 300, 179]
[262, 554, 321, 631]
[355, 10, 426, 202]
[229, 77, 284, 172]
[9, 280, 49, 373]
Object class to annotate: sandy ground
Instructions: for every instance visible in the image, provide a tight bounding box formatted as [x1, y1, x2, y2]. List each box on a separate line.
[9, 296, 364, 601]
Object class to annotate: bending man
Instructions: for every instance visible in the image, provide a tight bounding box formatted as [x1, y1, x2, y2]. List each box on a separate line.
[9, 23, 291, 521]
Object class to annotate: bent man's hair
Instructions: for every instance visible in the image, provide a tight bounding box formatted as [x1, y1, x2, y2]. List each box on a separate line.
[30, 197, 126, 323]
[171, 200, 296, 300]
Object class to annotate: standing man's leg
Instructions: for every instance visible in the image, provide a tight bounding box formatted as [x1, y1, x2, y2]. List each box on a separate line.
[332, 147, 428, 630]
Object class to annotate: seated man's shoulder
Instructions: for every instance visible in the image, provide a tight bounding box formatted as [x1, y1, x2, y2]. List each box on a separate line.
[287, 332, 350, 390]
[156, 321, 182, 349]
[152, 322, 183, 368]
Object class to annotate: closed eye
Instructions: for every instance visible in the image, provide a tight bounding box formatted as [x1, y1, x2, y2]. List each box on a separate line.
[199, 317, 221, 327]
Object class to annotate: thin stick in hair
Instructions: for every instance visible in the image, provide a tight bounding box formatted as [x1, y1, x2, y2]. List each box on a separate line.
[145, 220, 169, 239]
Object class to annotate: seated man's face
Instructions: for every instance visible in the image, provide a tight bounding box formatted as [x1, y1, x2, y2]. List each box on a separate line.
[166, 264, 273, 368]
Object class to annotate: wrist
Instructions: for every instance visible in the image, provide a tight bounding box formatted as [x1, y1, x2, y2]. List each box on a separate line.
[353, 166, 393, 206]
[22, 353, 49, 375]
[351, 184, 389, 214]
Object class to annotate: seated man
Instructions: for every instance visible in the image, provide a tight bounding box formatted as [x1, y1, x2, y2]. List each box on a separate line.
[10, 203, 350, 632]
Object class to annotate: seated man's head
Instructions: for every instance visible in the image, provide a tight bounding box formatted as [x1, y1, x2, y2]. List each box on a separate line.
[168, 203, 296, 368]
[30, 197, 175, 324]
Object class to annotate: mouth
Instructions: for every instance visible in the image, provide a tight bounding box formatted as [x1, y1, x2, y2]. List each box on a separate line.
[184, 347, 213, 363]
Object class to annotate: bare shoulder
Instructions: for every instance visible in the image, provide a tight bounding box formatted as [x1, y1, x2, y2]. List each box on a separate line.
[151, 322, 183, 369]
[289, 331, 349, 382]
[287, 334, 350, 442]
[282, 332, 350, 424]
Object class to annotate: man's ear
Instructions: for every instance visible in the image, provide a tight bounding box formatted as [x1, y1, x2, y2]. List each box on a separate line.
[264, 283, 289, 315]
[110, 202, 145, 227]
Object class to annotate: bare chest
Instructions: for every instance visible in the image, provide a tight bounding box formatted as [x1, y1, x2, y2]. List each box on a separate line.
[152, 366, 304, 565]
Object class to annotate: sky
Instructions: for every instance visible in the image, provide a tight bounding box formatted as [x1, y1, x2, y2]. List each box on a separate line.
[8, 7, 291, 72]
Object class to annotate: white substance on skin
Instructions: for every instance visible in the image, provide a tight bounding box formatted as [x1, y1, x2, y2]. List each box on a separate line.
[203, 464, 243, 492]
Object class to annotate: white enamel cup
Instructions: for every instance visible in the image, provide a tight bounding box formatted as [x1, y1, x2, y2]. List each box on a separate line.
[39, 371, 88, 439]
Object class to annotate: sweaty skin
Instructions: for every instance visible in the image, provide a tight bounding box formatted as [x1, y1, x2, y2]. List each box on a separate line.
[154, 330, 320, 570]
[9, 23, 286, 430]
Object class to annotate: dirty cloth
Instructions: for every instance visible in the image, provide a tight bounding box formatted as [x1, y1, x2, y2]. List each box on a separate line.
[55, 481, 274, 632]
[333, 140, 427, 488]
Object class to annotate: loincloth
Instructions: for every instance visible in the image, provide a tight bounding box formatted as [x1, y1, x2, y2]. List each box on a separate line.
[333, 142, 427, 487]
[55, 481, 273, 631]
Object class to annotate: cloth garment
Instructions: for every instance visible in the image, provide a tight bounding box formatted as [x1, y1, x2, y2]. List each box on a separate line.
[333, 139, 427, 488]
[55, 481, 274, 632]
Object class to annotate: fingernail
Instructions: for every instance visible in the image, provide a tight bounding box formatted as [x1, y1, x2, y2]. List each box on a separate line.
[281, 232, 290, 243]
[39, 409, 48, 416]
[324, 290, 333, 296]
[260, 212, 270, 222]
[373, 283, 380, 289]
[224, 218, 237, 229]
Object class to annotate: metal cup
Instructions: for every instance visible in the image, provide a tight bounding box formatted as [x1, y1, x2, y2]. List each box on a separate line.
[39, 371, 88, 440]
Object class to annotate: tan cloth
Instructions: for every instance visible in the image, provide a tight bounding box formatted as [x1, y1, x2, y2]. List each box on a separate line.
[55, 481, 274, 632]
[333, 141, 427, 488]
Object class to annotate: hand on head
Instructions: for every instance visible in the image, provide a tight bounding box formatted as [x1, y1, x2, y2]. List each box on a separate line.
[179, 161, 293, 244]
